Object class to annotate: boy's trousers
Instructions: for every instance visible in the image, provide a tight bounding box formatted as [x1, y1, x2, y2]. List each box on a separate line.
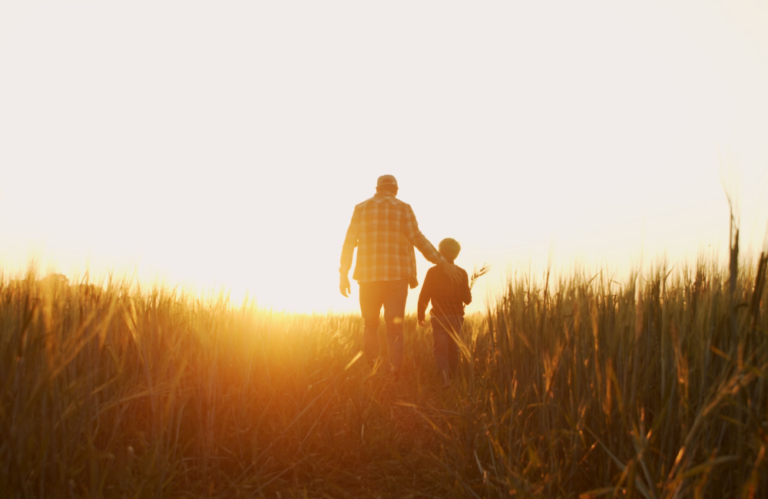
[359, 280, 408, 371]
[431, 315, 463, 375]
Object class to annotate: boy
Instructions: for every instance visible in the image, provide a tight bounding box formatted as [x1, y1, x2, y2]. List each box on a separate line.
[417, 238, 472, 384]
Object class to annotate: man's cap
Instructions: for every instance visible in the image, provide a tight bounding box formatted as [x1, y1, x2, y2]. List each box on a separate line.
[376, 175, 398, 189]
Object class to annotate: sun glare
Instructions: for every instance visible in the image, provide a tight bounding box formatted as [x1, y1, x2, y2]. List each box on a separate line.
[0, 0, 767, 313]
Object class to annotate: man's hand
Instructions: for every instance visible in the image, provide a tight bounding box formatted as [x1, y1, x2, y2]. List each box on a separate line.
[439, 259, 462, 285]
[418, 319, 426, 327]
[339, 274, 351, 297]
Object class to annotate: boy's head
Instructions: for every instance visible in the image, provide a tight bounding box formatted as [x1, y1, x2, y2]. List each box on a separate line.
[438, 238, 461, 263]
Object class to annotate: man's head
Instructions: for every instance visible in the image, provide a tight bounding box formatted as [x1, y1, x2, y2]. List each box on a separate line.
[438, 238, 461, 263]
[376, 175, 398, 195]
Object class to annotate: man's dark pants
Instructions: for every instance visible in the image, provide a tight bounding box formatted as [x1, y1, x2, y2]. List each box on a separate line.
[431, 315, 463, 376]
[359, 280, 408, 371]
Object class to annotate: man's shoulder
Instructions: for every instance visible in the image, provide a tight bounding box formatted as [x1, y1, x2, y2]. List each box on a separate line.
[392, 197, 414, 216]
[381, 196, 410, 209]
[356, 195, 411, 210]
[355, 197, 374, 209]
[395, 197, 412, 209]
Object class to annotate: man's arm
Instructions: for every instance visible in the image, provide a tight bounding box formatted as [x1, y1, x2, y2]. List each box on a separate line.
[339, 207, 359, 297]
[403, 205, 462, 284]
[403, 205, 441, 264]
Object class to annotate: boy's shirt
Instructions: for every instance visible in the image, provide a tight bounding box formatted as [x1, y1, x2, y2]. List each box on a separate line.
[417, 264, 472, 322]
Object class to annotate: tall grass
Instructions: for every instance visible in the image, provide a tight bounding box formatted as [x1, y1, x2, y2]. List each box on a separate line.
[434, 256, 768, 498]
[1, 252, 767, 497]
[0, 272, 451, 497]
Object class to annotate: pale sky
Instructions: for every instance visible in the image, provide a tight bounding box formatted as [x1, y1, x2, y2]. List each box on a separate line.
[1, 1, 767, 313]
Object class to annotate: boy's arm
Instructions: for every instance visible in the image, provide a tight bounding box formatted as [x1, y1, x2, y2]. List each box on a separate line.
[462, 269, 472, 305]
[417, 270, 433, 323]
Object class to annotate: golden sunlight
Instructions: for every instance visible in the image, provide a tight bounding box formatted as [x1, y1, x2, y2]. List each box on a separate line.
[2, 1, 768, 496]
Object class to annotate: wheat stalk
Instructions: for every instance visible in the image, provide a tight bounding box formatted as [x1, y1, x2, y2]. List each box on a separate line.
[469, 263, 490, 290]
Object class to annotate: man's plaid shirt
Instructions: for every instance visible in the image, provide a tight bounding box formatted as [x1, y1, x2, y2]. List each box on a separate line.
[340, 192, 443, 283]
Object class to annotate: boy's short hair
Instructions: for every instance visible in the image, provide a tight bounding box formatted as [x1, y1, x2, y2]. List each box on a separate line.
[438, 238, 461, 261]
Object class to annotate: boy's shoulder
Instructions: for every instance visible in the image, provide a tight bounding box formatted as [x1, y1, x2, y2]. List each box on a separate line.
[446, 264, 468, 275]
[426, 265, 469, 277]
[457, 266, 469, 281]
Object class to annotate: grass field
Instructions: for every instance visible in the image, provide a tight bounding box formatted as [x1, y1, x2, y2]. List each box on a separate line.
[1, 247, 767, 497]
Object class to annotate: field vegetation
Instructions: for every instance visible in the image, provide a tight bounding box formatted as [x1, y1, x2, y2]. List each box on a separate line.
[1, 233, 767, 497]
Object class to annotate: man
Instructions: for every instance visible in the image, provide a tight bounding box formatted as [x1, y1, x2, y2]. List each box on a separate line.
[339, 175, 461, 375]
